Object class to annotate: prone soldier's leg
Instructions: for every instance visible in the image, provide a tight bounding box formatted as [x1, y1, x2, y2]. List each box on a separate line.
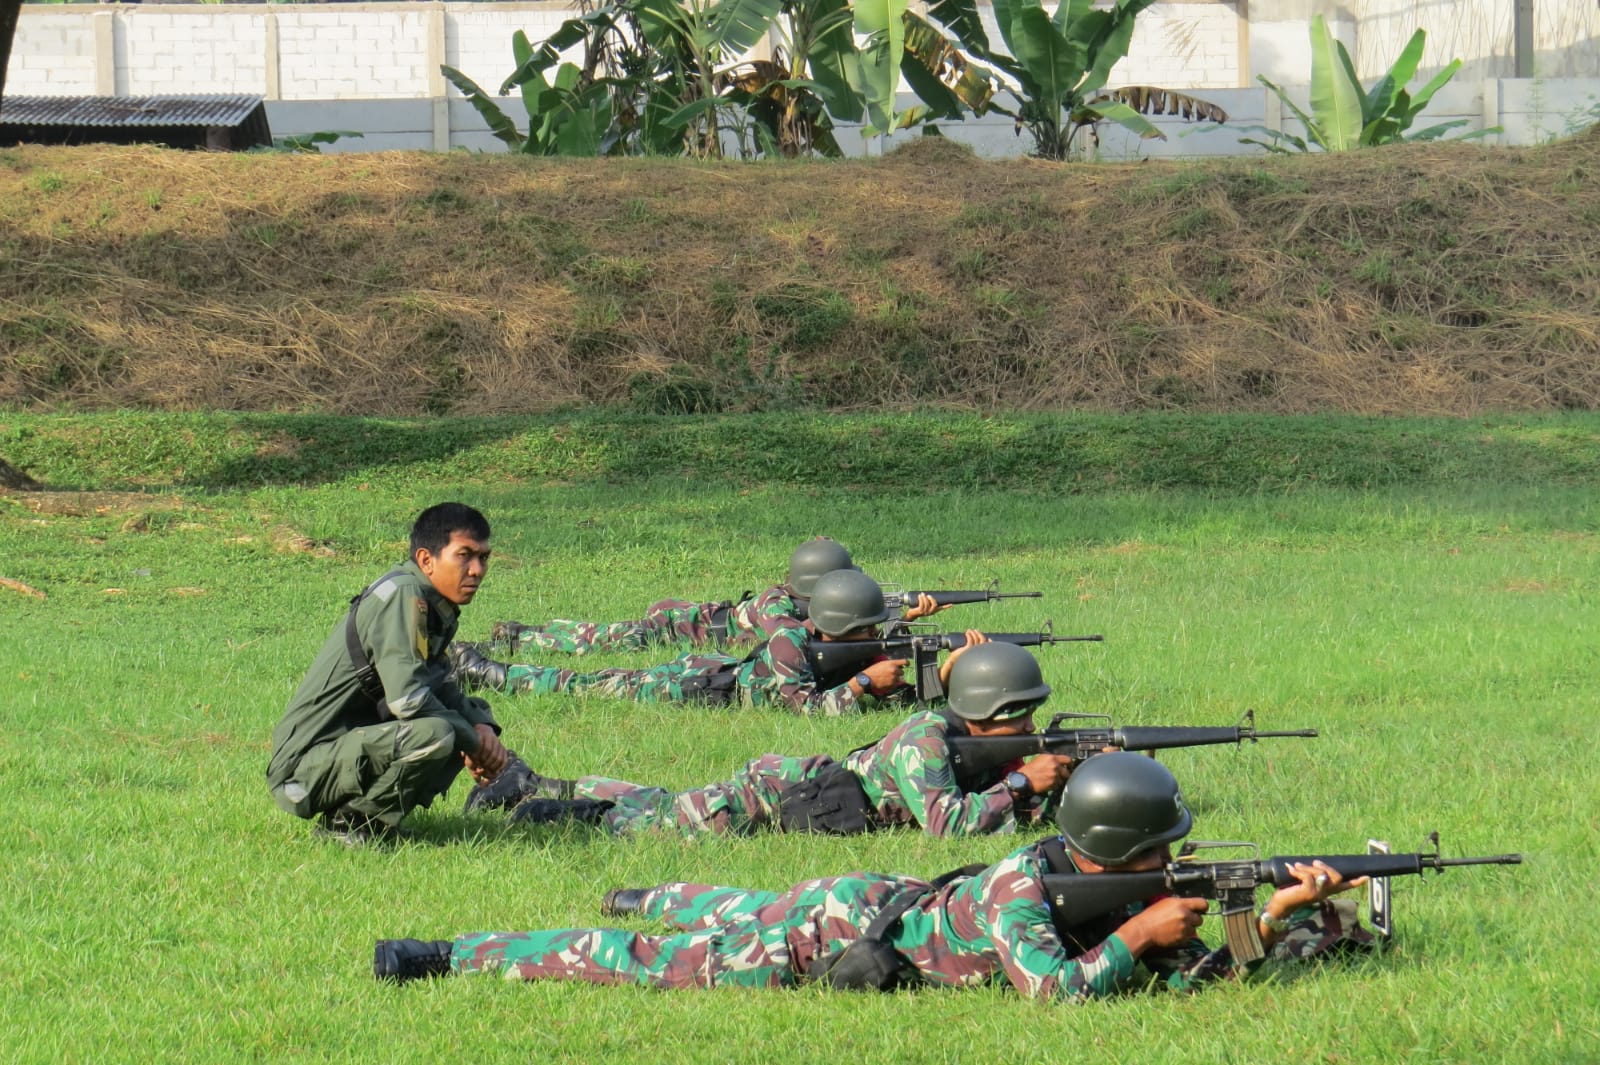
[633, 598, 722, 651]
[451, 918, 794, 989]
[638, 883, 785, 929]
[509, 618, 634, 657]
[574, 752, 832, 837]
[503, 654, 738, 702]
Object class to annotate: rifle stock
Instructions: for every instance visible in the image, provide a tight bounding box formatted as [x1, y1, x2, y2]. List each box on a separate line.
[945, 710, 1318, 792]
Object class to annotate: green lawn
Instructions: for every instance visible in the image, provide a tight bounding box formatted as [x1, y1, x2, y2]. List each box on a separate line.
[0, 412, 1594, 1063]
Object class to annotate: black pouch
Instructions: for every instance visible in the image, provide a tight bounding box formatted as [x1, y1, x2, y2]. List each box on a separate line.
[808, 939, 918, 991]
[678, 669, 739, 706]
[777, 764, 876, 835]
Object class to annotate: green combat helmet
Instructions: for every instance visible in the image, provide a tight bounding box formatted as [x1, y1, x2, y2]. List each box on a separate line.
[1056, 752, 1193, 865]
[946, 642, 1052, 721]
[787, 538, 857, 598]
[807, 569, 890, 637]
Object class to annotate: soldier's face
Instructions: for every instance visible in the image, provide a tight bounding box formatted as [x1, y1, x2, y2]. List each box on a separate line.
[417, 531, 491, 605]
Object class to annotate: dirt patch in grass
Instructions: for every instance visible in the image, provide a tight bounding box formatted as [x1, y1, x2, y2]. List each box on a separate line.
[1, 129, 1598, 415]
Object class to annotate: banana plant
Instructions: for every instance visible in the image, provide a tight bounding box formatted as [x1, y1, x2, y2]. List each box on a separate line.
[910, 0, 1224, 159]
[441, 14, 619, 156]
[1238, 16, 1496, 153]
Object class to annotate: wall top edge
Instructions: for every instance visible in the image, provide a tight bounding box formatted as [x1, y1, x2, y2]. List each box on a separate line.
[18, 0, 1238, 12]
[18, 2, 582, 14]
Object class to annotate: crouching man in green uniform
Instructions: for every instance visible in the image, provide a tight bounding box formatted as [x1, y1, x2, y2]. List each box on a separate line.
[267, 502, 511, 845]
[374, 753, 1373, 992]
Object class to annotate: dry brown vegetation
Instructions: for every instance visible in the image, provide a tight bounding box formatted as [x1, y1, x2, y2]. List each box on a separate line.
[1, 130, 1597, 415]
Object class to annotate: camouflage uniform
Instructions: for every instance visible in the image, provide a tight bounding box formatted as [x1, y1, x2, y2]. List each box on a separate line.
[449, 838, 1370, 993]
[502, 585, 800, 657]
[266, 560, 500, 828]
[499, 625, 872, 717]
[577, 709, 1047, 837]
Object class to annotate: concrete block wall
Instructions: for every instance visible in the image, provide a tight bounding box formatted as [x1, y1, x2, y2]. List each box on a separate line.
[118, 11, 269, 96]
[1113, 2, 1245, 89]
[9, 10, 98, 94]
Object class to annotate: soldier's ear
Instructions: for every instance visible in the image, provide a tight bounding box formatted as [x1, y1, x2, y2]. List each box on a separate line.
[414, 546, 437, 574]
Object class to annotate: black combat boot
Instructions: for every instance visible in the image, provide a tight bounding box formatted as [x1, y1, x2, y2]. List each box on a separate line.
[446, 641, 509, 691]
[600, 887, 656, 917]
[463, 751, 576, 813]
[489, 620, 541, 653]
[510, 797, 615, 826]
[316, 807, 412, 847]
[374, 939, 454, 983]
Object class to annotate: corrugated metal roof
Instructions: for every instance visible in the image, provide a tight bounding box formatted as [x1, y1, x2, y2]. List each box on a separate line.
[0, 94, 266, 129]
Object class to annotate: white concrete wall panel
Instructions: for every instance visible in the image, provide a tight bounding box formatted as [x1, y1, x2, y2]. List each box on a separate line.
[5, 13, 98, 95]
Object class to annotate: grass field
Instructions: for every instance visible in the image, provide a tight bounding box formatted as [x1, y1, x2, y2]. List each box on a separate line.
[1, 411, 1595, 1064]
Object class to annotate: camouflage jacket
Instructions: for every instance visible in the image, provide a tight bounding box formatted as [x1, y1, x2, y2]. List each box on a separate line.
[844, 709, 1049, 836]
[267, 560, 498, 787]
[722, 584, 805, 644]
[730, 624, 868, 716]
[890, 837, 1235, 999]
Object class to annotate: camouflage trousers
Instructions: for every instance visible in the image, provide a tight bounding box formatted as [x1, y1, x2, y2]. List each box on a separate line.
[504, 599, 737, 657]
[450, 876, 911, 989]
[501, 652, 739, 702]
[575, 753, 835, 837]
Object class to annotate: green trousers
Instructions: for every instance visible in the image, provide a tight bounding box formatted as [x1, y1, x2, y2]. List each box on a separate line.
[271, 717, 464, 828]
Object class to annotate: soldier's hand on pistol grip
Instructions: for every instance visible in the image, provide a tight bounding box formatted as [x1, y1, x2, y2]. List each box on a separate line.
[1116, 896, 1209, 956]
[1017, 753, 1075, 796]
[859, 658, 910, 696]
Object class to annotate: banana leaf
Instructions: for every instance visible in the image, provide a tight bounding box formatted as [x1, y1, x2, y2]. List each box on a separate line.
[1363, 27, 1425, 123]
[708, 0, 785, 60]
[440, 65, 525, 150]
[1308, 14, 1362, 150]
[1011, 7, 1082, 113]
[1077, 97, 1164, 139]
[903, 11, 996, 116]
[806, 0, 865, 122]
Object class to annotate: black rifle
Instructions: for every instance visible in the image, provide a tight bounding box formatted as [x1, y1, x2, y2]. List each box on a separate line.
[882, 580, 1043, 611]
[1042, 832, 1522, 969]
[805, 623, 1103, 701]
[945, 709, 1317, 792]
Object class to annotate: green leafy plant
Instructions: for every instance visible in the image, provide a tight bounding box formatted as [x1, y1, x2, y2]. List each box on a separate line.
[908, 0, 1225, 160]
[1239, 16, 1496, 153]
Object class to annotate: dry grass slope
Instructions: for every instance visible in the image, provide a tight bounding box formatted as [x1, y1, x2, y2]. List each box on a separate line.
[1, 128, 1597, 415]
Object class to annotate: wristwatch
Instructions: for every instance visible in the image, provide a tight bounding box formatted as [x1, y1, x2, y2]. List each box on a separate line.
[1004, 770, 1031, 797]
[853, 672, 873, 693]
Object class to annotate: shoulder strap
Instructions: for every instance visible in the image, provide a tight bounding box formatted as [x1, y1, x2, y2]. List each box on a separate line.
[862, 863, 989, 941]
[344, 587, 391, 719]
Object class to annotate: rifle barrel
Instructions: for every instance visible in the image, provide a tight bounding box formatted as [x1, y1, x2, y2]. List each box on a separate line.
[1250, 729, 1320, 738]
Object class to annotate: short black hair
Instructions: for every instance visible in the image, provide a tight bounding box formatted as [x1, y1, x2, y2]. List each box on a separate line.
[410, 503, 491, 558]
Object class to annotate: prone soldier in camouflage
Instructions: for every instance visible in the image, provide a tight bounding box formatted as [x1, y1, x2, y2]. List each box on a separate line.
[474, 641, 1078, 835]
[449, 569, 920, 718]
[266, 503, 510, 844]
[487, 537, 834, 656]
[485, 537, 947, 657]
[374, 753, 1373, 991]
